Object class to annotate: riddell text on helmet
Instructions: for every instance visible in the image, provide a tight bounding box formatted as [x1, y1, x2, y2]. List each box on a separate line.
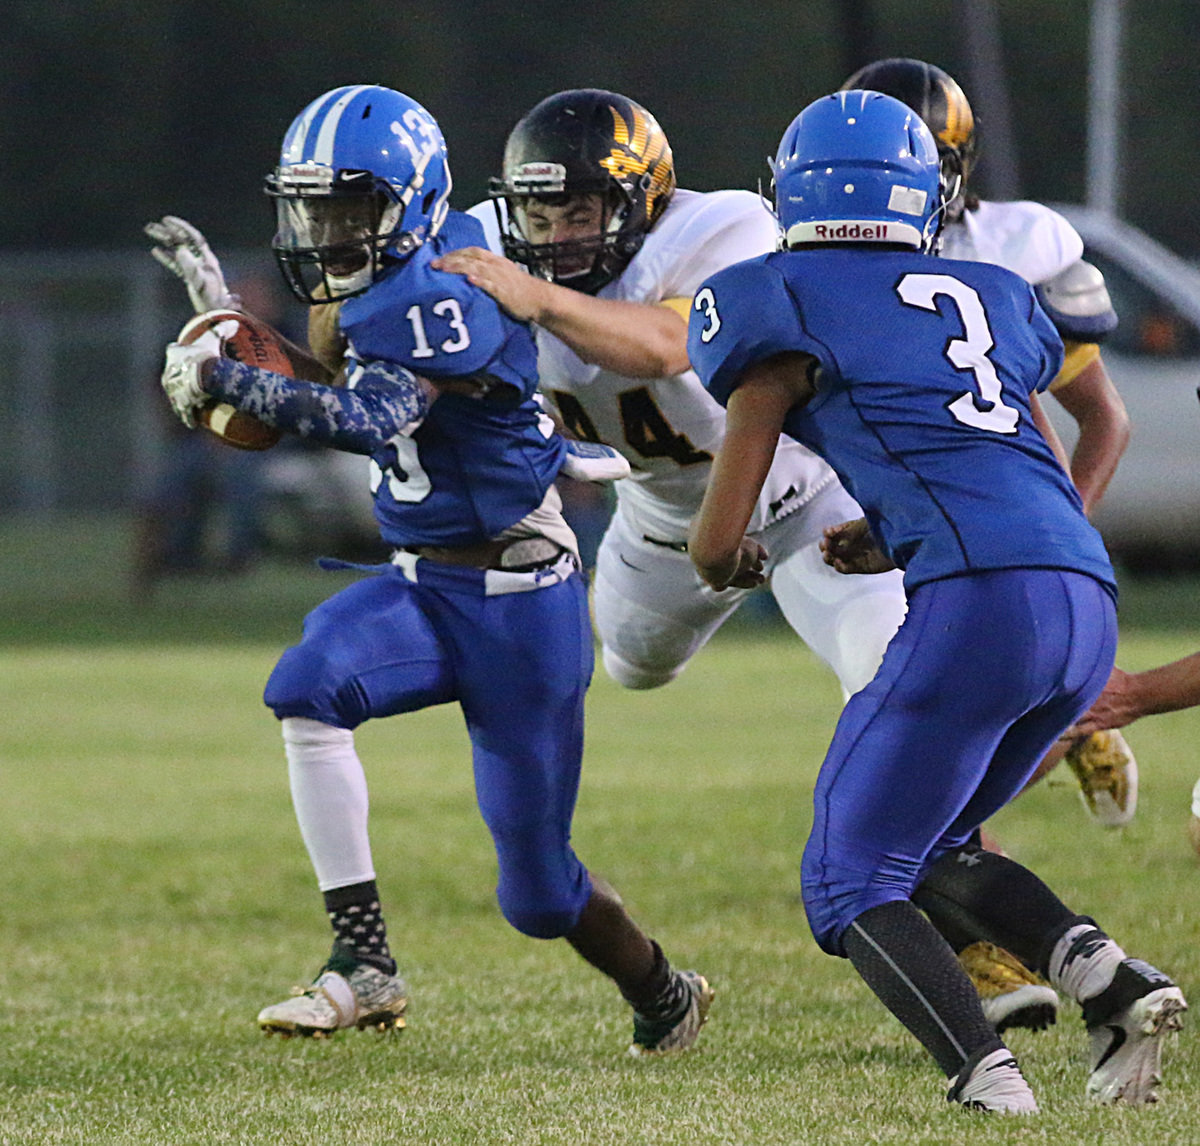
[813, 222, 894, 240]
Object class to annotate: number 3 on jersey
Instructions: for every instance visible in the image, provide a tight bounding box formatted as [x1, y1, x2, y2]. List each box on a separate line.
[897, 273, 1020, 434]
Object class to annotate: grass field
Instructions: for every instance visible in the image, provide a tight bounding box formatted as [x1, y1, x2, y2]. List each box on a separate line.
[2, 515, 1199, 1144]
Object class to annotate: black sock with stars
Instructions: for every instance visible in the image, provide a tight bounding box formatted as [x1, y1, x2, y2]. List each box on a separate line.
[323, 880, 397, 976]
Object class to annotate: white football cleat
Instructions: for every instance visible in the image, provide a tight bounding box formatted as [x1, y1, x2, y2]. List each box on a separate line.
[1065, 729, 1138, 827]
[958, 941, 1058, 1034]
[629, 970, 714, 1057]
[947, 1046, 1039, 1114]
[258, 959, 408, 1038]
[1084, 959, 1187, 1104]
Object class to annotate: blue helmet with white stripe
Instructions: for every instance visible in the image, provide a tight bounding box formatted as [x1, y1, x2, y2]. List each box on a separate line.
[772, 91, 945, 253]
[266, 85, 453, 303]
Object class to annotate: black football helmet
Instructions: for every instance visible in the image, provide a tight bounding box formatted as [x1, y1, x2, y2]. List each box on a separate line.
[839, 58, 977, 208]
[488, 89, 676, 294]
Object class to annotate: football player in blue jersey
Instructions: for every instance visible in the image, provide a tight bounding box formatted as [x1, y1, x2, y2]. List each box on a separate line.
[686, 91, 1184, 1111]
[840, 58, 1140, 836]
[154, 85, 712, 1055]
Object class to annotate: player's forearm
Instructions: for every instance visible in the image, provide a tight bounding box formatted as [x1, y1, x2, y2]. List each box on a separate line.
[1069, 428, 1128, 516]
[690, 387, 787, 584]
[1127, 652, 1200, 720]
[535, 290, 691, 378]
[689, 467, 762, 587]
[203, 357, 432, 454]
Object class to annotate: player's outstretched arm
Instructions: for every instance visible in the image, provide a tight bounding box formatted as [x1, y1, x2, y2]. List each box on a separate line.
[1069, 653, 1200, 736]
[434, 246, 690, 378]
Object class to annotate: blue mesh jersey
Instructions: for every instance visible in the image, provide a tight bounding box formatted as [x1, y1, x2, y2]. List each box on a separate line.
[339, 210, 565, 548]
[689, 246, 1115, 594]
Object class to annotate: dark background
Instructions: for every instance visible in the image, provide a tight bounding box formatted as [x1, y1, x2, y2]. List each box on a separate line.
[5, 1, 1198, 258]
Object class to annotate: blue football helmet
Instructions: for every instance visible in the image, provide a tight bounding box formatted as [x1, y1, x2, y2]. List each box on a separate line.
[772, 91, 945, 253]
[265, 85, 453, 303]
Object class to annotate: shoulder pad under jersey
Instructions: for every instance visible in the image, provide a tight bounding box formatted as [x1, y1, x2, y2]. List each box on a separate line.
[1034, 259, 1118, 343]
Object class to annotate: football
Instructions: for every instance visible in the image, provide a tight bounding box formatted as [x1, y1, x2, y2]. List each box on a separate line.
[177, 309, 289, 450]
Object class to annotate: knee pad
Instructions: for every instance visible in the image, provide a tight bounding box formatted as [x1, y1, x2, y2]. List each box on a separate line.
[601, 645, 681, 691]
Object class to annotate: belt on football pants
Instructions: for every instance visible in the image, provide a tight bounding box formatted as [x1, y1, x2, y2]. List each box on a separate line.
[398, 536, 566, 573]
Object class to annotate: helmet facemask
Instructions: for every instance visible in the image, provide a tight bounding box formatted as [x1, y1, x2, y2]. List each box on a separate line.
[268, 167, 418, 303]
[488, 90, 676, 296]
[266, 86, 454, 305]
[496, 183, 641, 294]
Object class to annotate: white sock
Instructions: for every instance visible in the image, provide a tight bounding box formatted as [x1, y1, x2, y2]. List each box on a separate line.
[282, 716, 376, 890]
[1191, 776, 1200, 818]
[1047, 924, 1126, 1003]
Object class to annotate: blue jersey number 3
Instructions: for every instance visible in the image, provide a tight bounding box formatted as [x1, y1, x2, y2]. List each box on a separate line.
[897, 272, 1021, 435]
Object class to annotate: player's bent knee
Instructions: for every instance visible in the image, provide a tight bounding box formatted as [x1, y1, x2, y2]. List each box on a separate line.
[264, 650, 364, 728]
[494, 850, 590, 938]
[601, 646, 681, 691]
[802, 858, 916, 956]
[498, 897, 582, 939]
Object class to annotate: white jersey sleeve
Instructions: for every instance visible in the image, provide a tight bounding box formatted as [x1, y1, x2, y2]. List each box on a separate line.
[939, 200, 1084, 286]
[466, 200, 504, 254]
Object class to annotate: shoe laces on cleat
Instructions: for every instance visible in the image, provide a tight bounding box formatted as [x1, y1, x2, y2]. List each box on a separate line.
[629, 970, 714, 1057]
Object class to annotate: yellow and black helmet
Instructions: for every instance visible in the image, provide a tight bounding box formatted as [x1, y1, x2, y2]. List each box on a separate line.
[489, 89, 676, 294]
[839, 58, 977, 190]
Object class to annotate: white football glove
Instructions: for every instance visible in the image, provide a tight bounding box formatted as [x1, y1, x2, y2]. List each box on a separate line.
[560, 439, 631, 483]
[145, 215, 239, 314]
[161, 329, 220, 427]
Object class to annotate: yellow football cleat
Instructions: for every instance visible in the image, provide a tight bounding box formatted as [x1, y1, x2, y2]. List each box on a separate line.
[959, 941, 1058, 1034]
[1065, 729, 1138, 828]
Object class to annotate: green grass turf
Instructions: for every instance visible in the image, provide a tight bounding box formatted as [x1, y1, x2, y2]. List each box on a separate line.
[1, 515, 1199, 1143]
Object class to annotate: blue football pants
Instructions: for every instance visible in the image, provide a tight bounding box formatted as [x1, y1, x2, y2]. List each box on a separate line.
[802, 568, 1117, 955]
[264, 560, 595, 938]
